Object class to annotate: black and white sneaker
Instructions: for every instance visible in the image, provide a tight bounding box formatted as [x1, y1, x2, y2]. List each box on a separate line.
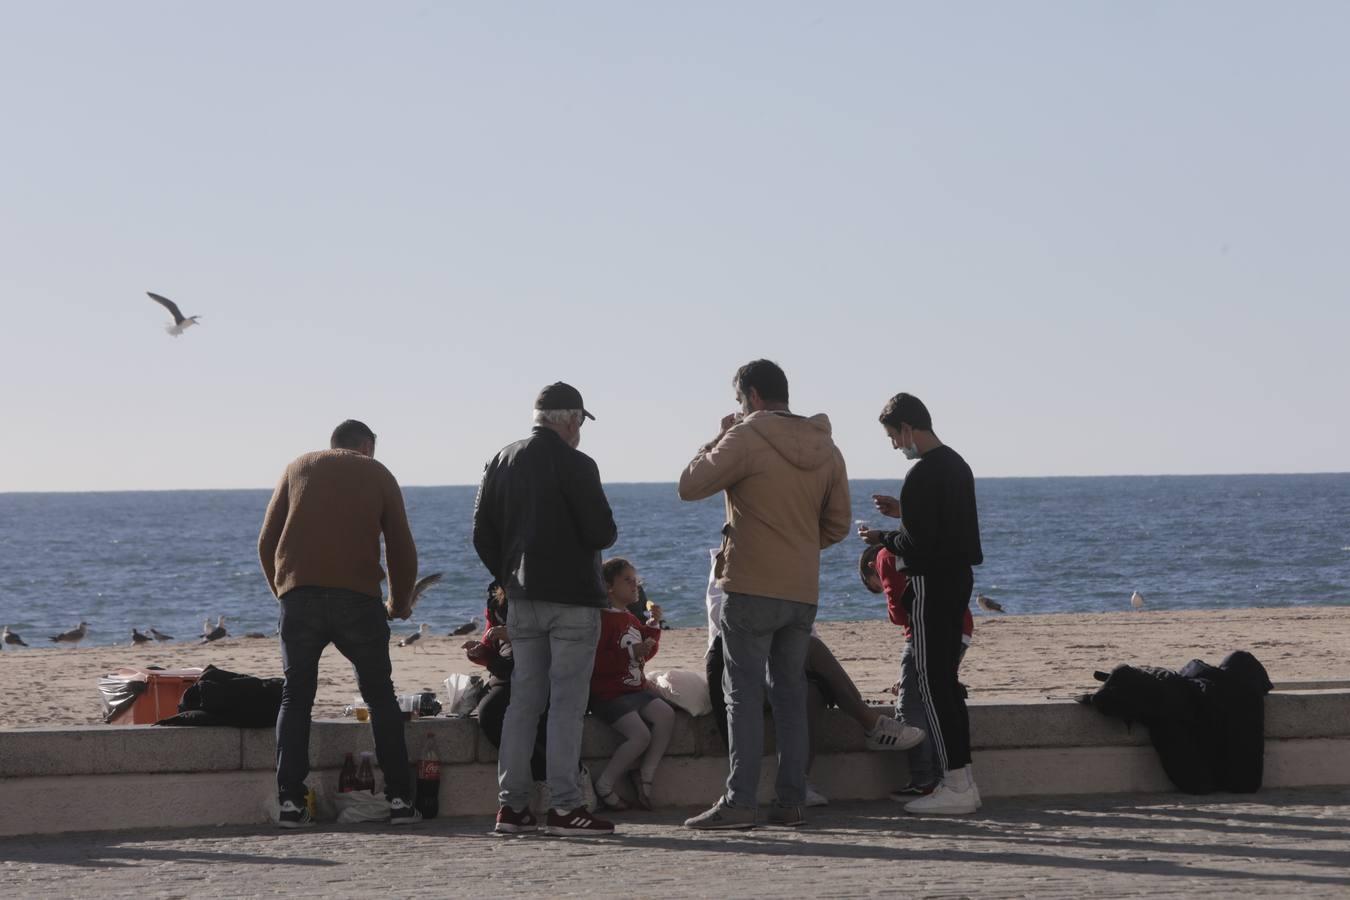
[545, 806, 614, 836]
[388, 798, 423, 826]
[278, 800, 314, 829]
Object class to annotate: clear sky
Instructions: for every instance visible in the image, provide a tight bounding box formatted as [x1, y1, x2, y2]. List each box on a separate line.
[2, 2, 1346, 493]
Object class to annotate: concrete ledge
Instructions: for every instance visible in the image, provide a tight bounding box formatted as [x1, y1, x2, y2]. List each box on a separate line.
[2, 690, 1347, 836]
[0, 727, 242, 778]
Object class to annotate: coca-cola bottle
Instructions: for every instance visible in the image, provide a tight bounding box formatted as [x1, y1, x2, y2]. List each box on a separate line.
[356, 751, 376, 793]
[338, 752, 357, 793]
[415, 734, 441, 819]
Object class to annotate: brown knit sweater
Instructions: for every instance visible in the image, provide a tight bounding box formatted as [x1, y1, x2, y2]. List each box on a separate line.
[258, 449, 418, 605]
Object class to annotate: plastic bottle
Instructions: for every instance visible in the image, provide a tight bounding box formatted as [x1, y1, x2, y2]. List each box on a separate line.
[338, 752, 357, 793]
[356, 751, 376, 793]
[415, 733, 441, 819]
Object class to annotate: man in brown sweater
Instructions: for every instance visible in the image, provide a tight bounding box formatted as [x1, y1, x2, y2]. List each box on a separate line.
[258, 419, 421, 828]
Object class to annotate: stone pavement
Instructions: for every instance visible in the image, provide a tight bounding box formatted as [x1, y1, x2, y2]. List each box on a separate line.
[2, 789, 1348, 899]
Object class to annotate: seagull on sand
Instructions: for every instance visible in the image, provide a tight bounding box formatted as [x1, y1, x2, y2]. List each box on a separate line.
[147, 291, 202, 336]
[976, 594, 1005, 613]
[150, 627, 174, 642]
[398, 623, 430, 650]
[131, 628, 153, 645]
[1130, 591, 1146, 611]
[201, 615, 228, 643]
[3, 626, 29, 648]
[50, 622, 89, 646]
[448, 616, 481, 637]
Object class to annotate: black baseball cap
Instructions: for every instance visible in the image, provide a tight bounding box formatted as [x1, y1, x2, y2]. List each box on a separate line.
[535, 382, 595, 420]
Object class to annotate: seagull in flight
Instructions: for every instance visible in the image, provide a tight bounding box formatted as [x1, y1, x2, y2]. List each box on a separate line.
[2, 626, 28, 648]
[398, 623, 430, 650]
[976, 594, 1005, 613]
[390, 572, 444, 613]
[50, 621, 90, 646]
[147, 292, 202, 336]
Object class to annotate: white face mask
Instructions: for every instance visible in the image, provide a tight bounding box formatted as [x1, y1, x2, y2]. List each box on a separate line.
[898, 426, 919, 459]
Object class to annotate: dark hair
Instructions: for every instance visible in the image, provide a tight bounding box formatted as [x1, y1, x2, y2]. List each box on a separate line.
[859, 544, 883, 593]
[733, 359, 789, 405]
[330, 419, 376, 450]
[601, 557, 634, 586]
[878, 393, 932, 431]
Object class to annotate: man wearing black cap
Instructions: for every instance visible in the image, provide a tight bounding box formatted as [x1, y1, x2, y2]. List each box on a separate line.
[472, 382, 619, 836]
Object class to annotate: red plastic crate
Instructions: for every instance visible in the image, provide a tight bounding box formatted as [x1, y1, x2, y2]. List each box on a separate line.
[109, 673, 199, 725]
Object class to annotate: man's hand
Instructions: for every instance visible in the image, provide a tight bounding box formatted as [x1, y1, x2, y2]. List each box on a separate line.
[872, 494, 901, 518]
[857, 525, 883, 546]
[485, 625, 509, 644]
[386, 599, 413, 621]
[699, 413, 743, 455]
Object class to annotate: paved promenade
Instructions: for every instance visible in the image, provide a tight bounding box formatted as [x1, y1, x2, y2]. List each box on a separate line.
[2, 788, 1348, 898]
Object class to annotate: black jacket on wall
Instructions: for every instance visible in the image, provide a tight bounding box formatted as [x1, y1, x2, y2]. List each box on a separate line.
[1081, 650, 1273, 794]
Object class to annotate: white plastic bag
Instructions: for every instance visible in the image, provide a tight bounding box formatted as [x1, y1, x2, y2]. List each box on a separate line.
[443, 673, 486, 716]
[649, 668, 712, 716]
[334, 789, 391, 823]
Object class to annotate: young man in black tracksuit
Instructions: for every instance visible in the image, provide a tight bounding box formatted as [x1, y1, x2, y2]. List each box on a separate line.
[859, 392, 984, 814]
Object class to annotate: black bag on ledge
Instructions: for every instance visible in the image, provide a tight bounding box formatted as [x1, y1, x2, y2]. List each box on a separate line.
[1080, 650, 1273, 794]
[155, 664, 284, 728]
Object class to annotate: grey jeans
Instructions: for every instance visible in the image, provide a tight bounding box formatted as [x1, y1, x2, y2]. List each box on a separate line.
[897, 639, 939, 786]
[498, 598, 601, 812]
[720, 592, 816, 810]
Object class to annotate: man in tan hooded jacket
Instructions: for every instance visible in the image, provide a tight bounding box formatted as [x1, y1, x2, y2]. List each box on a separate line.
[678, 359, 853, 829]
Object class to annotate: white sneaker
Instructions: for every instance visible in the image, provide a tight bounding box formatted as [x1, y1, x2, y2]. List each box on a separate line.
[804, 783, 829, 807]
[903, 776, 979, 815]
[964, 765, 983, 810]
[865, 715, 926, 751]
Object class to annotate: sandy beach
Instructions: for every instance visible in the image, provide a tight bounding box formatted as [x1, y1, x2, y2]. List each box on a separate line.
[2, 606, 1347, 729]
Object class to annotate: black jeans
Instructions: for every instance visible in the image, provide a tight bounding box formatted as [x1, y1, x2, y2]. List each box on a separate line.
[276, 587, 410, 804]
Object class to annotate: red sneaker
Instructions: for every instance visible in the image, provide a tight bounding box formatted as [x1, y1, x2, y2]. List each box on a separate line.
[494, 805, 538, 834]
[545, 806, 615, 836]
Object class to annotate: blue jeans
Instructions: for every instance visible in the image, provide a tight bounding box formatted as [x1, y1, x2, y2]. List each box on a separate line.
[897, 640, 939, 785]
[275, 587, 410, 805]
[498, 598, 601, 812]
[720, 592, 816, 809]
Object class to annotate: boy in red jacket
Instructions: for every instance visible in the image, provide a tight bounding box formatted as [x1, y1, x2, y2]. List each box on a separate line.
[589, 557, 673, 811]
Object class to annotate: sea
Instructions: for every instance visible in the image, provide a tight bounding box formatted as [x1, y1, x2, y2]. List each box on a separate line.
[2, 474, 1348, 648]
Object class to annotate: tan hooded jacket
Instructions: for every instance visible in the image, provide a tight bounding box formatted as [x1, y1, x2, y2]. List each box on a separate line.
[678, 410, 851, 605]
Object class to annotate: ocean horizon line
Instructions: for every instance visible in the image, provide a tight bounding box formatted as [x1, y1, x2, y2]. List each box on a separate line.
[4, 469, 1348, 497]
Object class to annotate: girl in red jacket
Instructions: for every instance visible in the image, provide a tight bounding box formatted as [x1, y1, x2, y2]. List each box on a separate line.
[590, 557, 674, 810]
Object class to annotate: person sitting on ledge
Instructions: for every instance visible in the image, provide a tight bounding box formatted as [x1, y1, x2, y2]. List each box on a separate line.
[588, 557, 674, 811]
